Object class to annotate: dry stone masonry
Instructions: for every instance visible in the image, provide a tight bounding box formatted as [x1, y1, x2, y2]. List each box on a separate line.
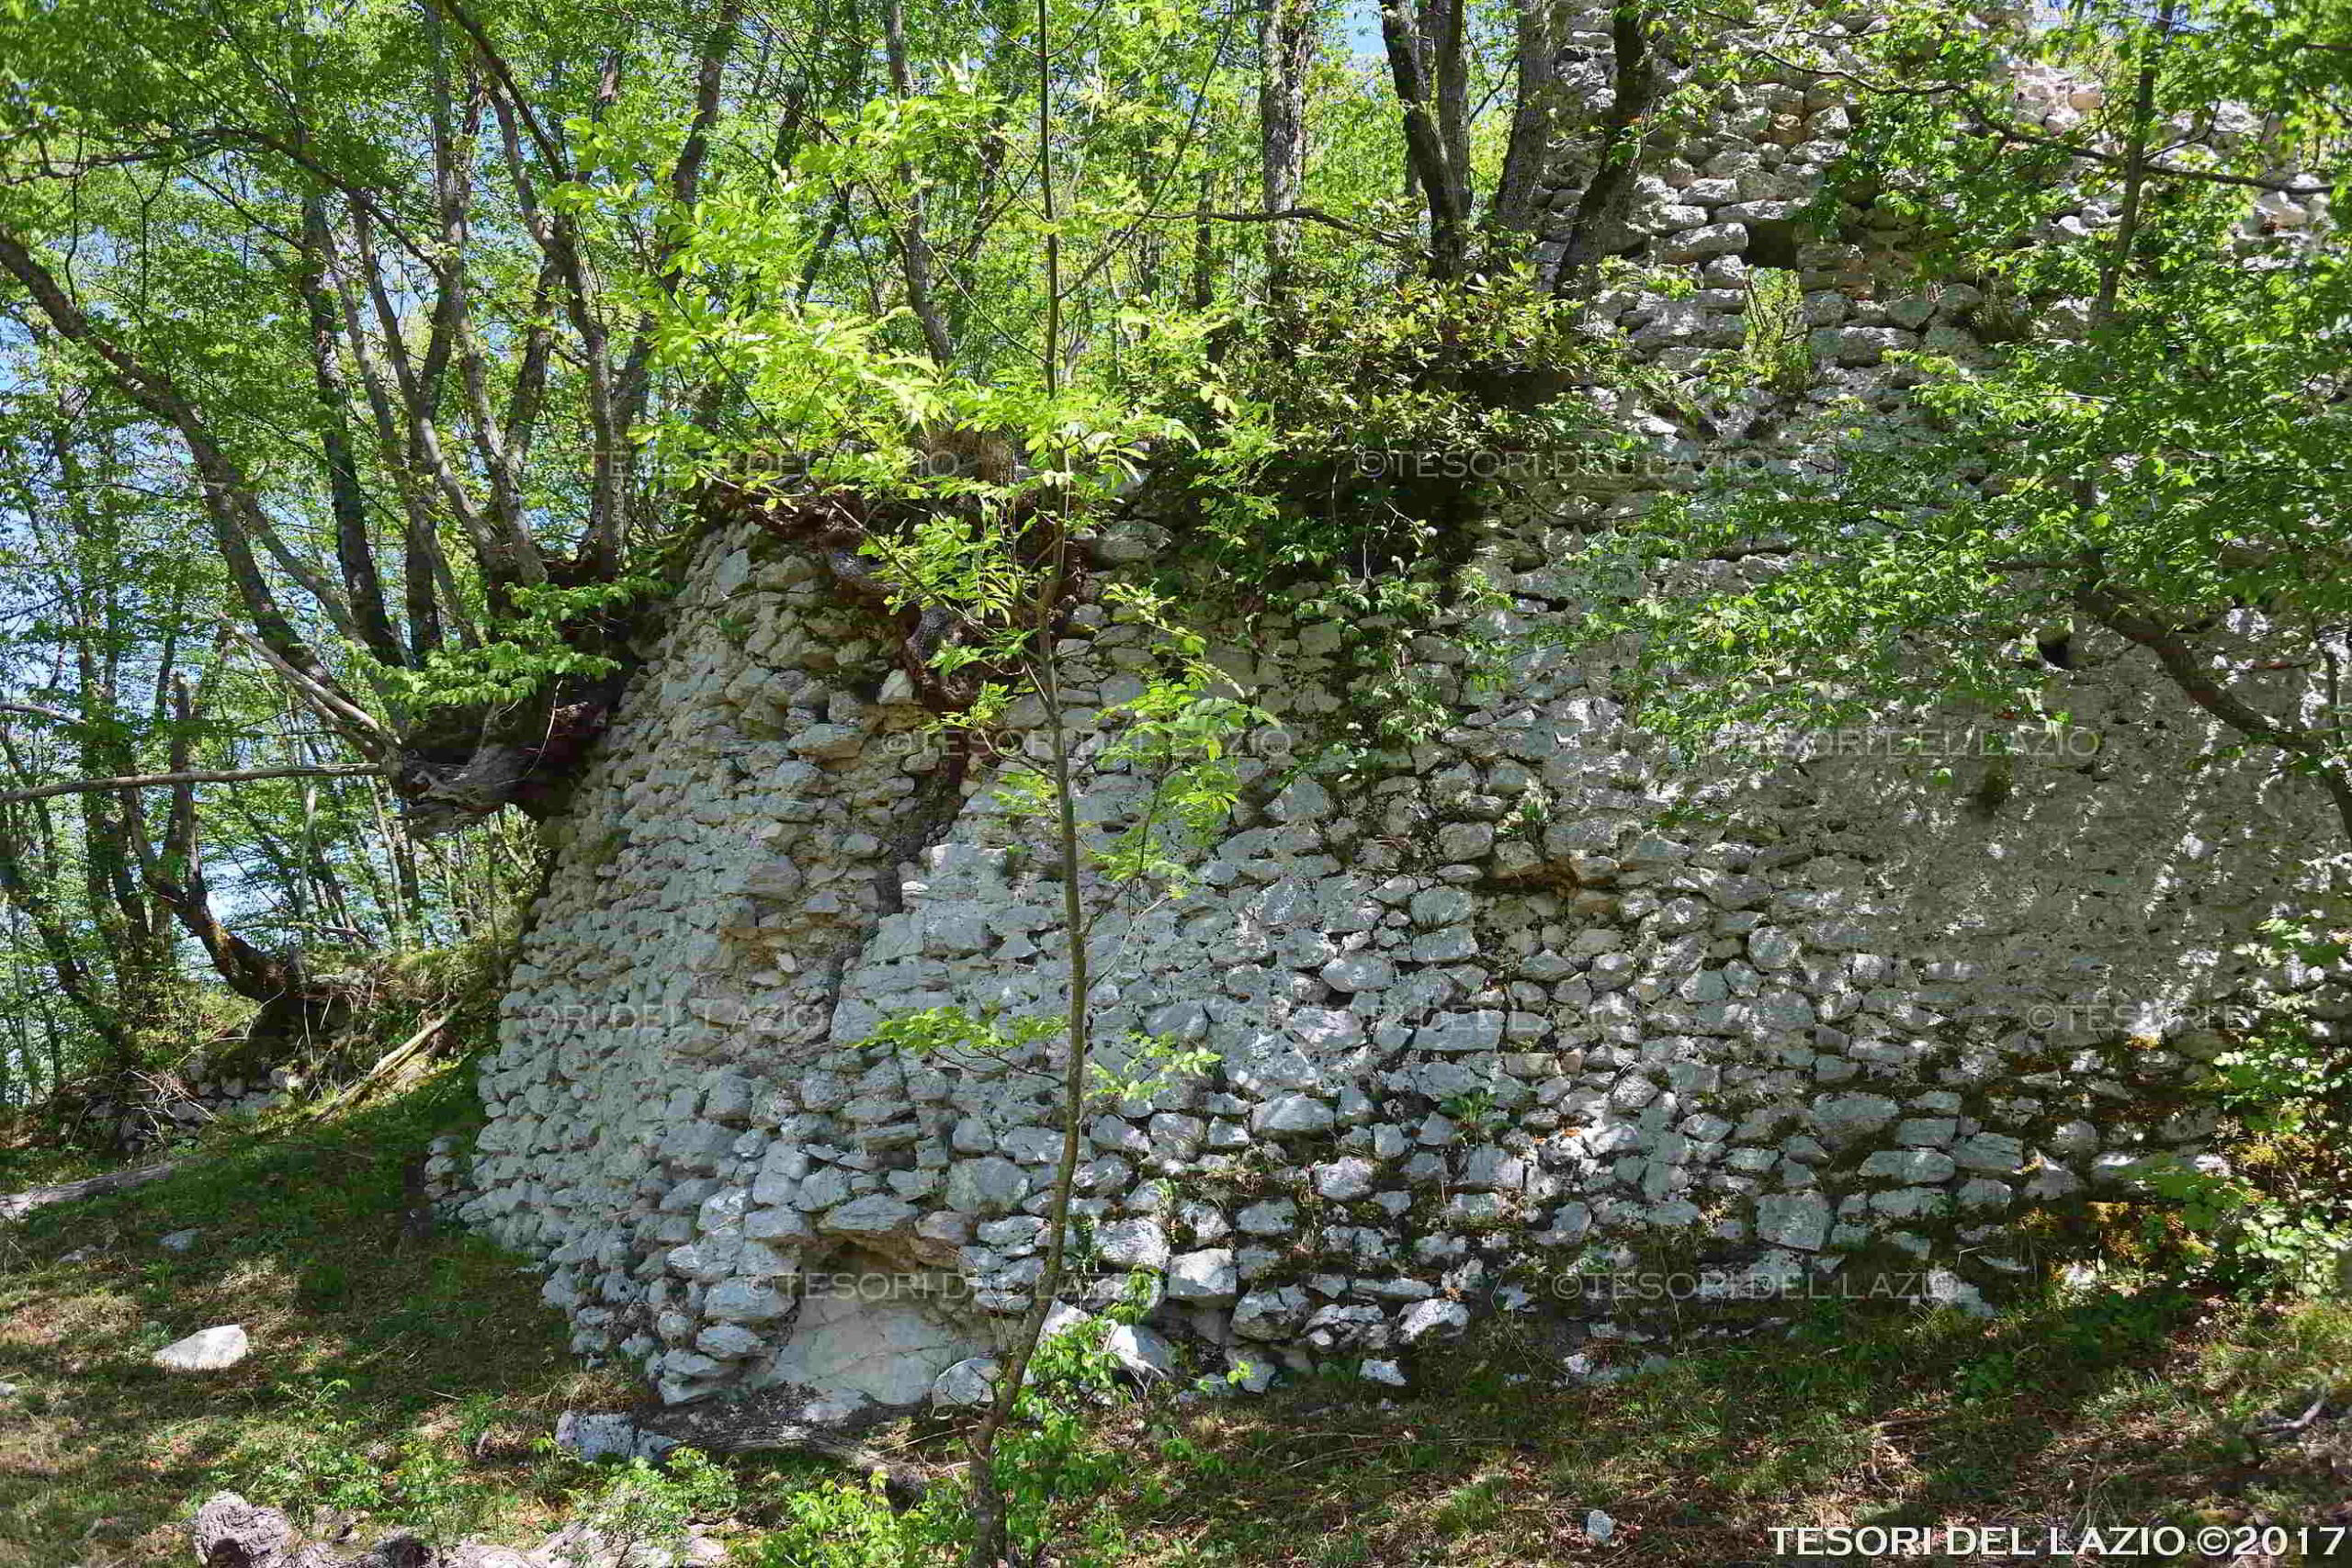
[67, 1066, 294, 1151]
[459, 9, 2348, 1415]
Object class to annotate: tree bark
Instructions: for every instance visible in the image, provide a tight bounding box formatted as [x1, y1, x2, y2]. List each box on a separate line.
[300, 194, 405, 669]
[1493, 0, 1566, 235]
[0, 1160, 180, 1222]
[1258, 0, 1317, 298]
[2095, 0, 2180, 322]
[115, 679, 356, 1051]
[1549, 2, 1656, 293]
[0, 800, 130, 1061]
[1376, 0, 1471, 276]
[884, 0, 956, 366]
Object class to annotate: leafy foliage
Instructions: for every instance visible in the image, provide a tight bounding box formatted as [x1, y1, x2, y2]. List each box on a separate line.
[1551, 0, 2352, 840]
[2147, 913, 2352, 1292]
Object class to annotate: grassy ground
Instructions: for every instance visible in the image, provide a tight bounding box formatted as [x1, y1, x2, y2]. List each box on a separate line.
[5, 1081, 2348, 1566]
[1088, 1290, 2352, 1564]
[0, 1073, 633, 1566]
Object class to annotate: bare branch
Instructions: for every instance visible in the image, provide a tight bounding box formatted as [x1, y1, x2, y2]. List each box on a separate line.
[0, 765, 390, 807]
[0, 228, 383, 754]
[0, 703, 79, 726]
[1165, 206, 1427, 255]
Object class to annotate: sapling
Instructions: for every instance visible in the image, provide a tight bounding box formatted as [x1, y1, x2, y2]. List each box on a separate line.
[868, 549, 1261, 1567]
[646, 0, 1265, 1551]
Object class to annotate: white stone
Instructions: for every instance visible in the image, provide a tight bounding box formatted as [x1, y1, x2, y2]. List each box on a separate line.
[1105, 1323, 1175, 1380]
[1224, 1349, 1276, 1393]
[1167, 1249, 1238, 1303]
[1810, 1092, 1899, 1145]
[765, 1289, 990, 1406]
[788, 722, 865, 760]
[1238, 1200, 1297, 1237]
[1313, 1158, 1377, 1201]
[154, 1325, 248, 1373]
[1415, 1012, 1505, 1054]
[1319, 954, 1395, 992]
[1952, 1132, 2026, 1173]
[1397, 1299, 1470, 1345]
[555, 1411, 679, 1463]
[1251, 1095, 1334, 1136]
[947, 1157, 1032, 1215]
[1755, 1191, 1829, 1252]
[820, 1194, 919, 1238]
[1096, 1217, 1170, 1271]
[705, 1280, 789, 1323]
[1231, 1286, 1307, 1341]
[1408, 888, 1475, 927]
[930, 1356, 1001, 1408]
[1860, 1149, 1956, 1184]
[695, 1323, 767, 1358]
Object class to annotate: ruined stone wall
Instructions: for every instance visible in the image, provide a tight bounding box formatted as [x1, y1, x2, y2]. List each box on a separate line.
[69, 1065, 292, 1151]
[458, 12, 2348, 1414]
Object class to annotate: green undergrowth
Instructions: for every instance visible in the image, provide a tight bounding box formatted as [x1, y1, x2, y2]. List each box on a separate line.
[729, 1285, 2351, 1566]
[0, 1066, 634, 1565]
[1080, 1288, 2352, 1564]
[6, 1077, 2349, 1567]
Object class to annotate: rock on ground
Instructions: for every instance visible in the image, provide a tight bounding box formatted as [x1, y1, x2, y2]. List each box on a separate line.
[929, 1356, 1000, 1408]
[155, 1325, 249, 1373]
[187, 1494, 726, 1568]
[552, 1410, 677, 1463]
[193, 1492, 294, 1568]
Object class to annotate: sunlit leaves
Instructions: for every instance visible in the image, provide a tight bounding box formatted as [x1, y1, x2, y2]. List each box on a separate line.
[382, 577, 659, 710]
[1554, 0, 2352, 800]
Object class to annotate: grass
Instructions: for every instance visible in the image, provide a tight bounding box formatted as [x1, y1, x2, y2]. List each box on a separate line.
[6, 1079, 2349, 1567]
[0, 1069, 633, 1565]
[0, 1125, 127, 1192]
[1081, 1289, 2352, 1564]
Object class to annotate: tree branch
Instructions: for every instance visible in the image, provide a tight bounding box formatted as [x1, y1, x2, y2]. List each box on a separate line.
[1169, 206, 1426, 255]
[2076, 581, 2352, 844]
[0, 703, 79, 727]
[1551, 2, 1657, 294]
[0, 228, 384, 754]
[0, 765, 390, 807]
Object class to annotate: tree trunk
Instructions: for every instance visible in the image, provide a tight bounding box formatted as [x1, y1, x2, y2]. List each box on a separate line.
[1259, 0, 1317, 298]
[885, 0, 956, 366]
[1492, 0, 1566, 236]
[1375, 0, 1471, 276]
[300, 193, 406, 669]
[1548, 2, 1656, 292]
[0, 1159, 180, 1222]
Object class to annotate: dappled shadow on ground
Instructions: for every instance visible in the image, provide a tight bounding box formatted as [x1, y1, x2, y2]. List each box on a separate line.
[9, 1090, 2348, 1568]
[0, 1081, 631, 1566]
[1095, 1291, 2352, 1566]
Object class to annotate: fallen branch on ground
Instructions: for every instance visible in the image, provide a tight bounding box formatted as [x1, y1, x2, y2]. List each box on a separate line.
[0, 1160, 180, 1221]
[306, 1013, 452, 1120]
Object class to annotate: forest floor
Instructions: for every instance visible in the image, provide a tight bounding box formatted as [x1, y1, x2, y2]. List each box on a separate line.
[4, 1076, 2349, 1567]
